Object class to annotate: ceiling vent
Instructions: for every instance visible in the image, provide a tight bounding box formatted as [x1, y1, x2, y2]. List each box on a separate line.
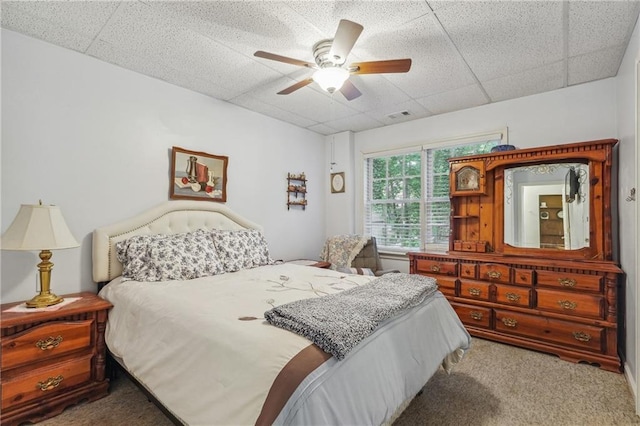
[387, 110, 411, 120]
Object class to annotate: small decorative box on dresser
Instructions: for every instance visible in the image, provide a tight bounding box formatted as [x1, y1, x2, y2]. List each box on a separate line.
[409, 139, 623, 372]
[0, 292, 112, 425]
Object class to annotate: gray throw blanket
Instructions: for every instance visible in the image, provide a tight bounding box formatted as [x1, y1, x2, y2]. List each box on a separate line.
[264, 273, 438, 360]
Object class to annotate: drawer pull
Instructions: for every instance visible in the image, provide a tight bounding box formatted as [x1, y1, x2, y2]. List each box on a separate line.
[36, 335, 63, 351]
[506, 293, 521, 302]
[558, 300, 578, 310]
[37, 375, 64, 391]
[468, 288, 482, 297]
[558, 278, 577, 288]
[487, 270, 502, 279]
[573, 331, 592, 342]
[430, 265, 441, 273]
[502, 317, 518, 327]
[469, 311, 483, 320]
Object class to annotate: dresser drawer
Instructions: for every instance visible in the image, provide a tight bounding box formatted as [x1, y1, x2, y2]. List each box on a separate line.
[459, 280, 492, 301]
[495, 284, 532, 308]
[494, 310, 604, 352]
[415, 259, 457, 276]
[513, 268, 535, 286]
[451, 303, 492, 329]
[459, 263, 477, 279]
[2, 320, 93, 370]
[478, 264, 511, 284]
[1, 355, 93, 410]
[536, 289, 604, 319]
[536, 270, 602, 292]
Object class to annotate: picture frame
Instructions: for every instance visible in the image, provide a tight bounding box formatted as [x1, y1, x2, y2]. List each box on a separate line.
[331, 172, 345, 193]
[170, 146, 228, 202]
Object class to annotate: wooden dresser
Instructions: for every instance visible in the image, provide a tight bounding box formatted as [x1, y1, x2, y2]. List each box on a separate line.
[0, 292, 112, 425]
[409, 139, 623, 372]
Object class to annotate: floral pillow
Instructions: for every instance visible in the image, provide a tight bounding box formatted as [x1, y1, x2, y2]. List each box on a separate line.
[210, 229, 274, 272]
[115, 229, 224, 282]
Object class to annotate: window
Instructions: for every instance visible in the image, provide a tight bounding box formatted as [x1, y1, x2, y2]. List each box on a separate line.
[363, 132, 502, 253]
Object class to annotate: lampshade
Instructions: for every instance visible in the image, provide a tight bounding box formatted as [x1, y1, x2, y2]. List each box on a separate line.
[313, 67, 349, 93]
[1, 204, 79, 250]
[1, 203, 79, 308]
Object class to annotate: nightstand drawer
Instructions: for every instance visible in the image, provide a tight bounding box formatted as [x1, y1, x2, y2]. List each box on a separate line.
[2, 321, 92, 370]
[1, 355, 92, 410]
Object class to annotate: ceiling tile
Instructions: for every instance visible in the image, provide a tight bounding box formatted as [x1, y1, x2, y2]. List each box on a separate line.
[230, 93, 319, 128]
[151, 1, 324, 75]
[325, 75, 413, 113]
[324, 113, 384, 133]
[307, 123, 340, 135]
[364, 100, 432, 125]
[1, 0, 118, 38]
[436, 1, 564, 82]
[482, 61, 565, 102]
[283, 1, 430, 39]
[0, 1, 117, 52]
[569, 1, 640, 56]
[376, 15, 477, 99]
[417, 84, 488, 115]
[568, 46, 627, 86]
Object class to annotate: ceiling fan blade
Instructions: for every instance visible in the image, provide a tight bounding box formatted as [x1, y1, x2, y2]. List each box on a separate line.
[254, 51, 315, 68]
[277, 78, 314, 95]
[350, 59, 412, 75]
[328, 20, 364, 64]
[340, 79, 362, 101]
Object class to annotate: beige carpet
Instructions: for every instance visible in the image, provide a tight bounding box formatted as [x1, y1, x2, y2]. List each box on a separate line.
[40, 338, 639, 426]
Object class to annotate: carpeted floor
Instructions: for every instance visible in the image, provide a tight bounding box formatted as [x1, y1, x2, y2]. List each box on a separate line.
[40, 338, 639, 425]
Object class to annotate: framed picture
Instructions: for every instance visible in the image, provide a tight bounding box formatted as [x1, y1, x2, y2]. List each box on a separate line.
[331, 172, 345, 193]
[170, 146, 228, 202]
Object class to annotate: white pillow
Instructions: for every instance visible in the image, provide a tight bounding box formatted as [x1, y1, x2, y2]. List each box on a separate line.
[115, 230, 224, 282]
[210, 229, 274, 272]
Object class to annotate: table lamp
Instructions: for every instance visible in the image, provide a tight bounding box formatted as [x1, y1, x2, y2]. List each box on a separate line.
[1, 202, 80, 308]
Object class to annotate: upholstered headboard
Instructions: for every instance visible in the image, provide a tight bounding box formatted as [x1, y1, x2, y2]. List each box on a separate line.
[92, 201, 262, 283]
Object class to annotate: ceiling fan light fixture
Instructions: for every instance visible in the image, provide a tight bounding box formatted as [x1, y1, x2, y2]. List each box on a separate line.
[313, 67, 349, 93]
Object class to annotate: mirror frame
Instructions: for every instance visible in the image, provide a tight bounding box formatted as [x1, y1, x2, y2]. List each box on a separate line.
[490, 141, 613, 261]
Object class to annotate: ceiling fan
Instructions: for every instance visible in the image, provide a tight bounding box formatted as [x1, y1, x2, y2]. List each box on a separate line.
[254, 19, 412, 101]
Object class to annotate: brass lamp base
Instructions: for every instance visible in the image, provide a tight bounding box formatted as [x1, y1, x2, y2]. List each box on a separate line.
[25, 249, 64, 308]
[25, 292, 64, 308]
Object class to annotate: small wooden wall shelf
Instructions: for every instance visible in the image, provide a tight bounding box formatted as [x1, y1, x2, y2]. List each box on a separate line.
[287, 173, 307, 210]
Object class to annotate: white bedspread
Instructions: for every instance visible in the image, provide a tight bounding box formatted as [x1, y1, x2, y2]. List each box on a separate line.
[99, 263, 471, 425]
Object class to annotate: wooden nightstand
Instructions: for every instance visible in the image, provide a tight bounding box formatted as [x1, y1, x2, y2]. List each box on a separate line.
[0, 292, 112, 425]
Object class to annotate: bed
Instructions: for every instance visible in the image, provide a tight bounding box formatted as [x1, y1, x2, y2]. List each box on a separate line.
[92, 201, 471, 425]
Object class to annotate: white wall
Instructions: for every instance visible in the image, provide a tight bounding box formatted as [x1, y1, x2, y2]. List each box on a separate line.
[616, 16, 640, 401]
[1, 29, 326, 303]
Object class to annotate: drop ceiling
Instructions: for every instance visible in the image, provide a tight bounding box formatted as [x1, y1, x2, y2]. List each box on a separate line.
[2, 1, 639, 135]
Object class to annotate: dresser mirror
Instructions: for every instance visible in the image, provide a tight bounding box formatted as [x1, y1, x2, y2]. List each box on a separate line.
[503, 163, 590, 250]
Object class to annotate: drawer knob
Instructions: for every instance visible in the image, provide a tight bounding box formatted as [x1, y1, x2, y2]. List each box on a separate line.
[572, 331, 592, 342]
[35, 335, 63, 351]
[506, 293, 521, 302]
[37, 375, 64, 391]
[502, 317, 518, 327]
[430, 265, 441, 273]
[558, 300, 578, 310]
[468, 288, 481, 297]
[469, 311, 483, 320]
[558, 278, 577, 287]
[487, 270, 502, 279]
